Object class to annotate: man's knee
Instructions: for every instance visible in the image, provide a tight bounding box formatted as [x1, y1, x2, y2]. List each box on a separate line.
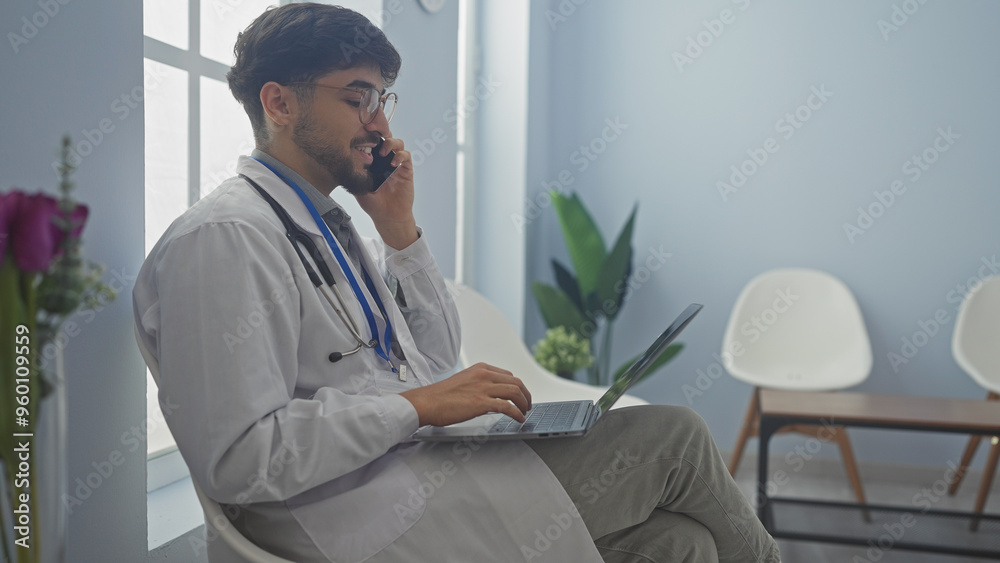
[595, 509, 720, 563]
[616, 405, 710, 436]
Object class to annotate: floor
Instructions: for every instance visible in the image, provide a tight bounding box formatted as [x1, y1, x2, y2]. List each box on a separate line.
[731, 451, 1000, 563]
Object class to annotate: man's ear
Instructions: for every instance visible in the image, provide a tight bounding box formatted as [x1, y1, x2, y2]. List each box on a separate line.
[259, 81, 298, 130]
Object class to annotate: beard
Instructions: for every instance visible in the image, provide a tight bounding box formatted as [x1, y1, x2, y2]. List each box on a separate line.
[291, 109, 375, 196]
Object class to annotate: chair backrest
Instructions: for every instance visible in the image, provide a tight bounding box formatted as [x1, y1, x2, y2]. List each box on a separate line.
[450, 282, 648, 407]
[721, 268, 872, 391]
[133, 324, 294, 563]
[195, 482, 297, 563]
[953, 275, 1000, 394]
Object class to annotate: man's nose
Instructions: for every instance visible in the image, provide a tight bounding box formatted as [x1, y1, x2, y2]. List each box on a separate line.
[364, 106, 391, 137]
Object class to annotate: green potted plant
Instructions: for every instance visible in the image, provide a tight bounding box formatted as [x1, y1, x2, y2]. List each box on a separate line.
[532, 326, 594, 379]
[532, 191, 682, 386]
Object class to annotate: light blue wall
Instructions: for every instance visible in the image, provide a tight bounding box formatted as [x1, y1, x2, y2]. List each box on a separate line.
[524, 0, 1000, 467]
[379, 0, 460, 278]
[1, 1, 148, 560]
[472, 0, 532, 330]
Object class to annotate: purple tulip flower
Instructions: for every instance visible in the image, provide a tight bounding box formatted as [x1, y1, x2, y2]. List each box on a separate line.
[0, 189, 88, 272]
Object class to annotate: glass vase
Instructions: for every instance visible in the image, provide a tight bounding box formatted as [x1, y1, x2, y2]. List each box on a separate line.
[35, 345, 67, 563]
[1, 345, 67, 563]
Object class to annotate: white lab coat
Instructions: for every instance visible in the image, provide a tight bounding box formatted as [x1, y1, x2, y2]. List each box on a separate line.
[133, 156, 603, 562]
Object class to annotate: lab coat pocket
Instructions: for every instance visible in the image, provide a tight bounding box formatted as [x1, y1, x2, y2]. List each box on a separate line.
[286, 454, 423, 562]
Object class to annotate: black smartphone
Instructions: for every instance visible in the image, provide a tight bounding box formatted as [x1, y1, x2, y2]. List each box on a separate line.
[369, 137, 398, 192]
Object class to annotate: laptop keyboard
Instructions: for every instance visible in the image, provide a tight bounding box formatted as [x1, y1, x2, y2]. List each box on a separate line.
[488, 402, 582, 434]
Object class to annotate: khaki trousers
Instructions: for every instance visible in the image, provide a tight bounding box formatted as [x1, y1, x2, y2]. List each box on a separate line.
[528, 405, 781, 563]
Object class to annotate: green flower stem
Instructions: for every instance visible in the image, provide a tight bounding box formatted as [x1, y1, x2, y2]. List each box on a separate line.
[0, 258, 42, 562]
[0, 257, 23, 563]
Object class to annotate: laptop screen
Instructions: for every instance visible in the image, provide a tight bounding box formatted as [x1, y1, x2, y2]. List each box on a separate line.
[595, 303, 703, 413]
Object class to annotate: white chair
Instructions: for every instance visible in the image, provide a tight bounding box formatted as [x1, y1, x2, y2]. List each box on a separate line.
[721, 268, 872, 513]
[948, 275, 1000, 529]
[134, 325, 295, 563]
[449, 281, 648, 408]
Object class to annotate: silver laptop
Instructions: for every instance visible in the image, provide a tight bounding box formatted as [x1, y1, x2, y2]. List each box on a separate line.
[411, 303, 703, 442]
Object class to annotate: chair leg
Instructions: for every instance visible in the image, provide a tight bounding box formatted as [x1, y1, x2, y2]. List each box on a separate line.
[970, 437, 1000, 532]
[955, 392, 1000, 496]
[832, 427, 870, 522]
[949, 435, 983, 496]
[728, 388, 759, 477]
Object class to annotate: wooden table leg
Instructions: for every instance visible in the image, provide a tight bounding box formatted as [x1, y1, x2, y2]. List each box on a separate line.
[970, 437, 999, 532]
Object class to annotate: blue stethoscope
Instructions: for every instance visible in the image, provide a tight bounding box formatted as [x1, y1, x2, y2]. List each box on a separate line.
[240, 159, 400, 375]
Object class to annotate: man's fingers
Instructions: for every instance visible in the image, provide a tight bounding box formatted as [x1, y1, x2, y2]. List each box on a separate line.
[381, 136, 403, 156]
[493, 383, 530, 414]
[470, 362, 514, 378]
[390, 149, 409, 169]
[493, 398, 526, 423]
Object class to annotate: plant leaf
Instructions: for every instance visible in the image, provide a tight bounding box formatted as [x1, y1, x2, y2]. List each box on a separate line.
[593, 205, 636, 321]
[612, 343, 684, 385]
[551, 192, 606, 297]
[531, 282, 590, 336]
[551, 259, 584, 312]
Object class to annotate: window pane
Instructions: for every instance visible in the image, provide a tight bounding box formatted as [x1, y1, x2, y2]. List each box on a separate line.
[200, 0, 275, 65]
[201, 76, 255, 198]
[144, 59, 189, 253]
[146, 371, 176, 457]
[143, 0, 188, 49]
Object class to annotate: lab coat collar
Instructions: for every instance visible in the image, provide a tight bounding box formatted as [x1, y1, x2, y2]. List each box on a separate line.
[237, 155, 328, 240]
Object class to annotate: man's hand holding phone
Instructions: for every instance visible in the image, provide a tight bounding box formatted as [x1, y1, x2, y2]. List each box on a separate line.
[356, 135, 419, 250]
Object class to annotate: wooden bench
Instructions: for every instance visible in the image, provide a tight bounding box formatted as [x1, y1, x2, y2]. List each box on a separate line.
[756, 389, 1000, 559]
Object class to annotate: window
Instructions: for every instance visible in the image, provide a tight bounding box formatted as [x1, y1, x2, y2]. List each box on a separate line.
[455, 0, 476, 284]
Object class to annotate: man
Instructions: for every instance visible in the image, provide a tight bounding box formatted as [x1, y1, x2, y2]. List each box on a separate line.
[133, 4, 780, 562]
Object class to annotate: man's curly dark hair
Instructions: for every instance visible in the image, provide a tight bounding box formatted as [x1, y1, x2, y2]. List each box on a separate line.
[227, 3, 401, 146]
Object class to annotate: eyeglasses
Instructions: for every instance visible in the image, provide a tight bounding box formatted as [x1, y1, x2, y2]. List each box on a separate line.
[288, 82, 397, 125]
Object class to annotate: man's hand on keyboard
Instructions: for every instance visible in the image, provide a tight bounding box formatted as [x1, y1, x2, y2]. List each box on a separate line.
[401, 363, 532, 427]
